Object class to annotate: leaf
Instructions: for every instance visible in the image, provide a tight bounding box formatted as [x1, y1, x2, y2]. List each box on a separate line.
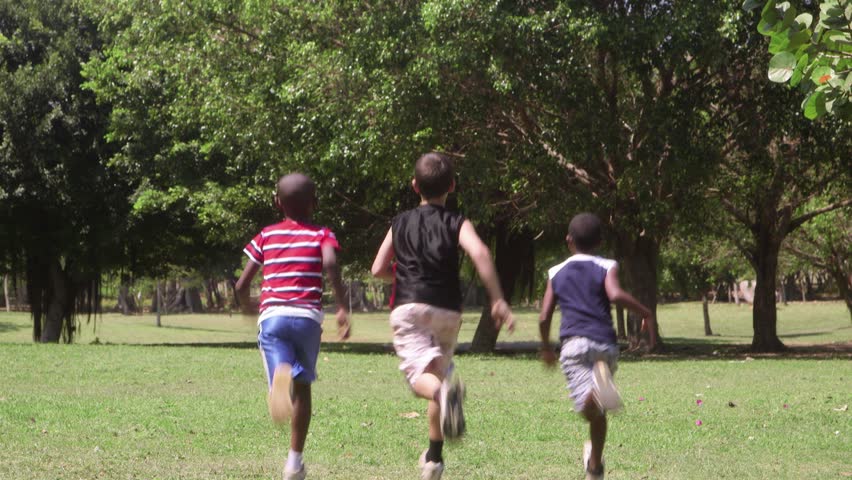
[810, 66, 833, 85]
[803, 91, 826, 119]
[768, 52, 796, 82]
[742, 0, 763, 11]
[761, 0, 777, 17]
[769, 30, 791, 53]
[787, 30, 811, 51]
[794, 13, 813, 28]
[780, 3, 797, 28]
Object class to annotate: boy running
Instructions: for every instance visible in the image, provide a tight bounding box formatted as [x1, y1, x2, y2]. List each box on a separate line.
[538, 213, 656, 480]
[236, 173, 350, 480]
[371, 152, 514, 480]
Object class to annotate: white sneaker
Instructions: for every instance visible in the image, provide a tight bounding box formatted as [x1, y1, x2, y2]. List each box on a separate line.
[439, 368, 466, 439]
[419, 450, 444, 480]
[283, 465, 306, 480]
[269, 364, 293, 424]
[592, 360, 623, 412]
[583, 441, 605, 480]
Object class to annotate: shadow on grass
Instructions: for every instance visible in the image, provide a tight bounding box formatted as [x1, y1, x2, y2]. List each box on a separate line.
[0, 321, 26, 333]
[125, 339, 852, 361]
[158, 324, 249, 334]
[779, 326, 852, 338]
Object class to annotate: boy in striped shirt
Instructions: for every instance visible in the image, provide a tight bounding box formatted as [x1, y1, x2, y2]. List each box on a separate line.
[236, 173, 350, 480]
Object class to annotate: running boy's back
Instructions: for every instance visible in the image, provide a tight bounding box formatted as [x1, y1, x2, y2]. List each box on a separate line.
[371, 152, 513, 480]
[390, 201, 465, 310]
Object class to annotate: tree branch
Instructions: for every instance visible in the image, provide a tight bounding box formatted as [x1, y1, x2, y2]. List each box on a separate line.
[787, 198, 852, 233]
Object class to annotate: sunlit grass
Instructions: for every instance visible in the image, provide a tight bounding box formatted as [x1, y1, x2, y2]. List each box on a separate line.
[0, 345, 849, 479]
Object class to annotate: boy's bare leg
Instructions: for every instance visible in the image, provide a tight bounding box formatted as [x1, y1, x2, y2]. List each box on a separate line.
[290, 382, 312, 452]
[412, 361, 443, 441]
[582, 393, 607, 471]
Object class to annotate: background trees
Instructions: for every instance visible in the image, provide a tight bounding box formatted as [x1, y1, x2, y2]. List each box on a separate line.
[0, 0, 129, 342]
[2, 0, 848, 350]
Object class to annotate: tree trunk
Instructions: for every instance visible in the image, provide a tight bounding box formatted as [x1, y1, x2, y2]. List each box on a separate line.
[702, 293, 713, 336]
[185, 286, 203, 313]
[798, 272, 807, 302]
[615, 305, 626, 340]
[750, 241, 785, 352]
[3, 274, 9, 312]
[470, 224, 533, 353]
[827, 269, 852, 323]
[204, 279, 215, 310]
[116, 274, 137, 315]
[227, 275, 239, 309]
[156, 281, 162, 327]
[618, 235, 662, 351]
[40, 261, 67, 343]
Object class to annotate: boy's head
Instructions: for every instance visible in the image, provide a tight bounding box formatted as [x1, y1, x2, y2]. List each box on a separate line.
[413, 152, 455, 200]
[275, 173, 316, 221]
[567, 212, 602, 253]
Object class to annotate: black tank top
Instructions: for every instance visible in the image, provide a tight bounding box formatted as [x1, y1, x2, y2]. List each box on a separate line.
[392, 204, 465, 312]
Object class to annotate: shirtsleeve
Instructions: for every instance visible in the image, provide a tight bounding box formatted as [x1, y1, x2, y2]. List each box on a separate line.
[243, 232, 264, 265]
[321, 228, 341, 251]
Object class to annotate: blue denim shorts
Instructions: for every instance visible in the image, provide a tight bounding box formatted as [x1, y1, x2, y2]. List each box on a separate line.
[258, 316, 323, 385]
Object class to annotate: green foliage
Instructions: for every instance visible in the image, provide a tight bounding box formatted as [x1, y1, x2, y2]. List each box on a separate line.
[745, 0, 852, 120]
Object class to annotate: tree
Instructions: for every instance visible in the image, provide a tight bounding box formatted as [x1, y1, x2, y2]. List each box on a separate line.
[710, 24, 851, 350]
[784, 199, 852, 320]
[744, 0, 852, 120]
[0, 0, 129, 342]
[661, 235, 750, 336]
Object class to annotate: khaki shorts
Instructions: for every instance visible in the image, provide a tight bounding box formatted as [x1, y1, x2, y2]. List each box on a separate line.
[390, 303, 462, 386]
[560, 337, 619, 412]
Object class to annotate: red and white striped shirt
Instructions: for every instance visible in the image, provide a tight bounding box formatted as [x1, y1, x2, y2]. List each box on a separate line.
[244, 219, 340, 323]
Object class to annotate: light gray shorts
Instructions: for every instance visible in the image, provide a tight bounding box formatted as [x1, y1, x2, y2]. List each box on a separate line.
[560, 337, 619, 412]
[390, 303, 462, 386]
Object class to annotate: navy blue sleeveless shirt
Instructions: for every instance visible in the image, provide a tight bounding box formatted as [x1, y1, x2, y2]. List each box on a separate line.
[549, 254, 618, 345]
[392, 204, 465, 312]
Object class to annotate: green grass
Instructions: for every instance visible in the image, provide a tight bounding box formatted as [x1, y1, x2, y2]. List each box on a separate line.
[0, 345, 850, 479]
[0, 301, 849, 346]
[0, 302, 849, 479]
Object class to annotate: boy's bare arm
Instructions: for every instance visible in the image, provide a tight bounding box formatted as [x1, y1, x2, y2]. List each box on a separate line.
[458, 220, 514, 331]
[370, 228, 395, 282]
[322, 243, 351, 340]
[604, 266, 656, 348]
[538, 279, 558, 366]
[235, 259, 260, 316]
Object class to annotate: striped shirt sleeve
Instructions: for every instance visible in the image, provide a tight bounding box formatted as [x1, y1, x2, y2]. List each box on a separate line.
[320, 228, 341, 251]
[243, 232, 264, 265]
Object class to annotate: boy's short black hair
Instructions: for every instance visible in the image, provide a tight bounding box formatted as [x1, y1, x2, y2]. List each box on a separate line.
[276, 173, 316, 219]
[568, 212, 602, 251]
[414, 152, 454, 199]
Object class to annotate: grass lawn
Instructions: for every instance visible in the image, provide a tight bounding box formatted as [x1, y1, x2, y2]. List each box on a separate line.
[0, 302, 849, 479]
[0, 345, 850, 479]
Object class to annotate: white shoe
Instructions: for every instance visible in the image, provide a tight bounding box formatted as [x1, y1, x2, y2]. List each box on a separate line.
[419, 450, 444, 480]
[269, 364, 293, 424]
[283, 464, 306, 480]
[439, 368, 466, 439]
[592, 360, 623, 412]
[583, 441, 605, 480]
